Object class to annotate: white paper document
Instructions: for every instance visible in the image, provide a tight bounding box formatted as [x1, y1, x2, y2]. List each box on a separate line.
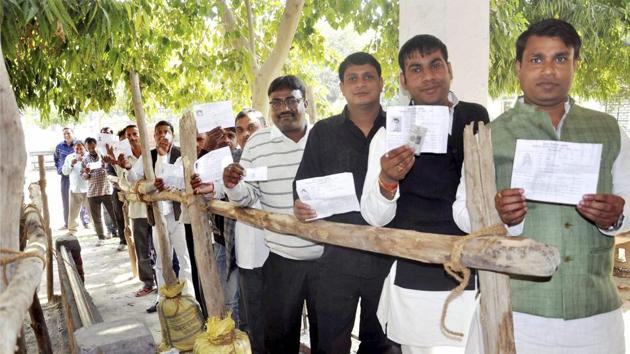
[193, 101, 234, 133]
[87, 161, 103, 170]
[386, 105, 450, 154]
[97, 133, 118, 156]
[510, 139, 602, 205]
[195, 146, 233, 183]
[113, 139, 133, 159]
[296, 172, 360, 220]
[161, 163, 185, 190]
[244, 166, 268, 182]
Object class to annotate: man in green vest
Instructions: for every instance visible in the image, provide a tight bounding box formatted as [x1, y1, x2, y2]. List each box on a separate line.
[454, 18, 629, 353]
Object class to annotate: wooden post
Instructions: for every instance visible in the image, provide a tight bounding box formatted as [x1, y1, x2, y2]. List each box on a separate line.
[129, 70, 177, 287]
[37, 155, 54, 303]
[0, 185, 48, 354]
[179, 111, 225, 317]
[121, 194, 138, 277]
[28, 293, 53, 354]
[464, 123, 516, 353]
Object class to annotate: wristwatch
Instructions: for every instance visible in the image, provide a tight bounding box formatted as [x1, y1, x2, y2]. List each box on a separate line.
[602, 214, 625, 232]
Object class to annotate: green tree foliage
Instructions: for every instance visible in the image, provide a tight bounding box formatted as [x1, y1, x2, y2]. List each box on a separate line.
[490, 0, 630, 100]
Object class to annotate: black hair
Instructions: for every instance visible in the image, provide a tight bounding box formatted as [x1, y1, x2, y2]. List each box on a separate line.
[155, 120, 174, 134]
[85, 137, 97, 145]
[338, 52, 382, 81]
[62, 127, 73, 132]
[267, 75, 306, 98]
[100, 127, 113, 134]
[116, 128, 126, 138]
[74, 140, 85, 146]
[516, 18, 581, 62]
[236, 108, 255, 121]
[398, 34, 449, 71]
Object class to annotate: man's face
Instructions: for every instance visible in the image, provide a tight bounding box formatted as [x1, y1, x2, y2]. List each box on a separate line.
[86, 142, 97, 155]
[236, 115, 262, 148]
[204, 127, 237, 151]
[74, 144, 85, 156]
[516, 35, 576, 108]
[154, 124, 173, 151]
[126, 127, 140, 147]
[269, 89, 308, 134]
[196, 133, 207, 154]
[400, 50, 452, 106]
[340, 64, 383, 107]
[63, 128, 74, 143]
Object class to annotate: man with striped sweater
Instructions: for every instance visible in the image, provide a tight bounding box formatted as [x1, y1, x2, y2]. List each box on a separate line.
[224, 75, 322, 353]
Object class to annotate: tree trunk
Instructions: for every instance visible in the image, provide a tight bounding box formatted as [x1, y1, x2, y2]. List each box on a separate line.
[464, 123, 516, 354]
[37, 156, 54, 303]
[128, 70, 177, 287]
[0, 34, 27, 295]
[179, 112, 225, 318]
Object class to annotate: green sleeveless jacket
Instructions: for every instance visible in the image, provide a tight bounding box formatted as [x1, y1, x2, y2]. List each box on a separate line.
[491, 99, 621, 319]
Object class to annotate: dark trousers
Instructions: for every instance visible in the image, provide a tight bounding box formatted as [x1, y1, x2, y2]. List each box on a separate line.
[61, 176, 70, 227]
[111, 188, 126, 245]
[184, 223, 207, 317]
[132, 218, 155, 288]
[315, 268, 395, 354]
[87, 195, 117, 240]
[240, 266, 265, 354]
[263, 253, 319, 354]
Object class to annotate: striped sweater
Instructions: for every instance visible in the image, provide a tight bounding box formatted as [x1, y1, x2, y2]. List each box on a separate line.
[225, 124, 323, 260]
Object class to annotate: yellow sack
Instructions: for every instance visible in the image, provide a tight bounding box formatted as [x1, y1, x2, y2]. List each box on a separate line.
[157, 281, 205, 352]
[193, 313, 252, 354]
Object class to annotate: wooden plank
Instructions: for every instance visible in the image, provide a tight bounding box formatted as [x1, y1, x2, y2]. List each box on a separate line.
[464, 123, 515, 354]
[121, 188, 560, 277]
[179, 112, 225, 318]
[37, 155, 55, 303]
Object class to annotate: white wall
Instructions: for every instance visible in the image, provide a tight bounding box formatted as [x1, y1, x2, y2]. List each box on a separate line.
[399, 0, 490, 107]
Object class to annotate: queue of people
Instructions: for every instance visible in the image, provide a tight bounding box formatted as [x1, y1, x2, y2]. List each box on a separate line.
[51, 18, 628, 354]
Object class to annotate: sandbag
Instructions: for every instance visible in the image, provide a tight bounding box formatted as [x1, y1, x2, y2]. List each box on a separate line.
[157, 281, 205, 352]
[193, 313, 252, 354]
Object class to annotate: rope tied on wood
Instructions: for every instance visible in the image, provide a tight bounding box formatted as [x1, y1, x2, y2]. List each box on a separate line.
[0, 248, 46, 286]
[440, 223, 507, 338]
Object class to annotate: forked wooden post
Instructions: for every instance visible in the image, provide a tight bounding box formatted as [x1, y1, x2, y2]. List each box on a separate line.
[129, 70, 177, 287]
[37, 155, 54, 303]
[179, 112, 225, 317]
[463, 122, 515, 353]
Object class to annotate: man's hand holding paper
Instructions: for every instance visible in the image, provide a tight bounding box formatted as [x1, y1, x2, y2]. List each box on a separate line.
[295, 172, 360, 221]
[510, 139, 602, 205]
[385, 105, 449, 154]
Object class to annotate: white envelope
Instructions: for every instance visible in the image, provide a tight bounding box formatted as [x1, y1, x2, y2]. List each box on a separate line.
[296, 172, 360, 220]
[193, 101, 235, 133]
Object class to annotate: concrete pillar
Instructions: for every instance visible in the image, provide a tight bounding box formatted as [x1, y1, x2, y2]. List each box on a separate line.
[399, 0, 490, 107]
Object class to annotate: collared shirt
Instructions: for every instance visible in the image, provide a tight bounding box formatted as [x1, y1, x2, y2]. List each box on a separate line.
[61, 153, 88, 193]
[294, 106, 392, 277]
[116, 153, 148, 219]
[81, 153, 112, 197]
[225, 123, 323, 261]
[54, 140, 75, 175]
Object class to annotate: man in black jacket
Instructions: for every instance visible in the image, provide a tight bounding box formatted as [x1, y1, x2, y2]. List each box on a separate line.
[360, 35, 490, 353]
[293, 52, 399, 354]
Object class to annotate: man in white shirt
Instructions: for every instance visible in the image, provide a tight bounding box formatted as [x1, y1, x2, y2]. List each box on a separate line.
[62, 140, 89, 236]
[223, 76, 322, 353]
